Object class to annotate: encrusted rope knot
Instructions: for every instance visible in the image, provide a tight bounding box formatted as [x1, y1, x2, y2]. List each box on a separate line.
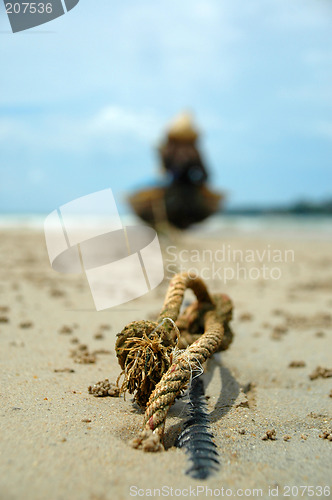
[115, 319, 177, 408]
[94, 272, 234, 451]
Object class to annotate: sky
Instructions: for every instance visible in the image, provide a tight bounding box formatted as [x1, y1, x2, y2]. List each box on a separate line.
[0, 0, 332, 213]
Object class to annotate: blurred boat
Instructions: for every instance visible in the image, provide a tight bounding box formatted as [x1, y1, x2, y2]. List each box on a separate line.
[128, 112, 224, 229]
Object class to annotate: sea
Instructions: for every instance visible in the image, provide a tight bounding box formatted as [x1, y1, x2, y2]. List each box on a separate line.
[0, 213, 331, 241]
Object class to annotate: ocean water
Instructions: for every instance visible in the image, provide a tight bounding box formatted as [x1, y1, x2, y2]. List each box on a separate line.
[0, 213, 331, 240]
[0, 213, 139, 230]
[190, 214, 332, 240]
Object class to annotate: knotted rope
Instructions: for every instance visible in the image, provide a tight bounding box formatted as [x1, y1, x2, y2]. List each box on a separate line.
[113, 272, 233, 451]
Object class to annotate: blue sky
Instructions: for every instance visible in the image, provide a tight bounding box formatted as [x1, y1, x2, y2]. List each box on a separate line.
[0, 0, 331, 213]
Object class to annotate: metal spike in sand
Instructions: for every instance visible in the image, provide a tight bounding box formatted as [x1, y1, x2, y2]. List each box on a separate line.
[176, 375, 220, 479]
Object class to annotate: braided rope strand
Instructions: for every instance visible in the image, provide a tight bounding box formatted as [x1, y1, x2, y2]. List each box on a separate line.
[157, 272, 214, 331]
[132, 310, 227, 450]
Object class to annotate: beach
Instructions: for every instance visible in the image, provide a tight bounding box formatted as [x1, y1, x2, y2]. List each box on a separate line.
[0, 221, 331, 500]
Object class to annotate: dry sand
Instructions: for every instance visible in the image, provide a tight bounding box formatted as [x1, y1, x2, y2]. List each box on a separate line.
[0, 227, 331, 500]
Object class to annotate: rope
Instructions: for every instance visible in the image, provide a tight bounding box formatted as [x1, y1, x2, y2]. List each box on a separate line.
[113, 272, 233, 451]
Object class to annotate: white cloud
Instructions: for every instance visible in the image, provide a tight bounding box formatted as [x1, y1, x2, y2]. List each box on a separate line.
[0, 118, 24, 140]
[302, 49, 332, 66]
[0, 106, 165, 154]
[27, 168, 45, 184]
[277, 85, 332, 105]
[89, 106, 163, 141]
[313, 121, 332, 140]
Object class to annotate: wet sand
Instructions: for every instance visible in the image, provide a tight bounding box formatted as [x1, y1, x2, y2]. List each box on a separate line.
[0, 228, 331, 500]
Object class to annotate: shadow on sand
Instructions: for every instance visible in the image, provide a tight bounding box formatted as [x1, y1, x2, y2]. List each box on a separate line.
[163, 354, 240, 449]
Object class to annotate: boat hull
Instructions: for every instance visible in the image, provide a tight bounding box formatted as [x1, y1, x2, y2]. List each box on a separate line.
[129, 184, 223, 229]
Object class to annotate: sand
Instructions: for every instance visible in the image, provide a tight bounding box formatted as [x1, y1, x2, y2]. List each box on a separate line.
[0, 227, 331, 500]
